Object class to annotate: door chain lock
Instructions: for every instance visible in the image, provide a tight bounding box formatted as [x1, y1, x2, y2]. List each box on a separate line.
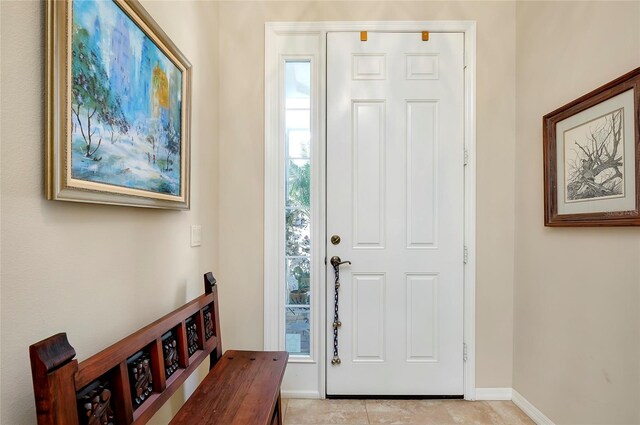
[330, 256, 351, 366]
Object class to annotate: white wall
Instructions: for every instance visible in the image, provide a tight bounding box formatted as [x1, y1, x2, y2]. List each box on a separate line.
[0, 1, 219, 423]
[514, 2, 640, 423]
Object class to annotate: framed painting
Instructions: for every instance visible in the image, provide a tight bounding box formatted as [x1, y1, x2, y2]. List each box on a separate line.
[46, 0, 191, 209]
[543, 68, 640, 226]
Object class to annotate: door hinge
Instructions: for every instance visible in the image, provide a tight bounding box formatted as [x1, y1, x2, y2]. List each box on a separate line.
[463, 246, 469, 264]
[324, 256, 327, 265]
[464, 149, 469, 166]
[463, 342, 468, 362]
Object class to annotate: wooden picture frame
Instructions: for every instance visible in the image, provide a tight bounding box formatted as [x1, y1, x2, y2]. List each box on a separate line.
[46, 0, 191, 209]
[543, 68, 640, 226]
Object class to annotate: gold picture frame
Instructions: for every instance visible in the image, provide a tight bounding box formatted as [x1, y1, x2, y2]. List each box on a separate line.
[46, 0, 192, 209]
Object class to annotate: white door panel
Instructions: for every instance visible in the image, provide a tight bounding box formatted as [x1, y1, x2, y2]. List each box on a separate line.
[327, 32, 464, 395]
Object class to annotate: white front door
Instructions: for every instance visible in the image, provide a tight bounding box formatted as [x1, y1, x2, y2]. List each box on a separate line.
[326, 31, 465, 395]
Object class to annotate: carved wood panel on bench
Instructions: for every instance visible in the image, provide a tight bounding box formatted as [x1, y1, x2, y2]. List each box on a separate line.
[29, 273, 288, 425]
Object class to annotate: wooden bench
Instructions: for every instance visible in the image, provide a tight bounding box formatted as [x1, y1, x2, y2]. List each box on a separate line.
[29, 273, 288, 425]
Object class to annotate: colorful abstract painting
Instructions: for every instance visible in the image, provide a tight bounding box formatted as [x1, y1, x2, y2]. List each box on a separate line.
[71, 0, 183, 196]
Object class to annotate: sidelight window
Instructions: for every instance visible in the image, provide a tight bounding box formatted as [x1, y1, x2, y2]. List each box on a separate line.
[284, 61, 312, 356]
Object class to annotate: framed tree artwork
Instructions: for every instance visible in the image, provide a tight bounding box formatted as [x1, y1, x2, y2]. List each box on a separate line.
[46, 0, 191, 209]
[543, 68, 640, 226]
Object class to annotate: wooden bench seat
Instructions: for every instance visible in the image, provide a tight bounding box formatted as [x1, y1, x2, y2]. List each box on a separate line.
[170, 351, 288, 425]
[29, 273, 288, 425]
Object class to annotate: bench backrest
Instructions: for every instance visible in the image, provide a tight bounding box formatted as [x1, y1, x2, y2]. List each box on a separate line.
[29, 272, 222, 425]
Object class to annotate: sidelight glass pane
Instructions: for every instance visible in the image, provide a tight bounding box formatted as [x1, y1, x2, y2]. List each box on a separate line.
[286, 159, 310, 207]
[285, 62, 311, 104]
[285, 307, 310, 355]
[285, 110, 310, 130]
[287, 130, 311, 159]
[286, 257, 311, 306]
[284, 60, 312, 358]
[285, 208, 310, 256]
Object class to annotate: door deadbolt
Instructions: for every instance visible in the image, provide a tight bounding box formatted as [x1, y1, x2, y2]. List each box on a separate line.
[330, 235, 341, 245]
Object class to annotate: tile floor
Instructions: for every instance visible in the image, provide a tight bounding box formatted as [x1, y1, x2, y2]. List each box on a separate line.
[282, 398, 535, 425]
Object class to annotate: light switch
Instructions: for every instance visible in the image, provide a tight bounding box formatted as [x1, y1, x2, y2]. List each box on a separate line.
[190, 225, 202, 247]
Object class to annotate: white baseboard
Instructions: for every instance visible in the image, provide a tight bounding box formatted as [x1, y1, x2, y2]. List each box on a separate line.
[475, 387, 513, 400]
[512, 389, 555, 425]
[474, 388, 554, 425]
[281, 390, 321, 399]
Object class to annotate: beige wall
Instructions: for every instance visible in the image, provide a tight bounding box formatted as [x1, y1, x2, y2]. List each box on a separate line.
[217, 1, 517, 388]
[0, 1, 219, 423]
[513, 1, 640, 424]
[10, 1, 639, 423]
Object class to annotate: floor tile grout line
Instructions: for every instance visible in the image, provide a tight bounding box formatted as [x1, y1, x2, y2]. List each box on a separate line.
[484, 400, 504, 423]
[363, 399, 371, 424]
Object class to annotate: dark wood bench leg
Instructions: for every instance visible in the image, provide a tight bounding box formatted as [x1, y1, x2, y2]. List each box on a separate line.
[271, 391, 283, 425]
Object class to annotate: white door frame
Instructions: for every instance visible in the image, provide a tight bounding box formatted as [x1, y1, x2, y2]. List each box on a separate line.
[264, 20, 477, 400]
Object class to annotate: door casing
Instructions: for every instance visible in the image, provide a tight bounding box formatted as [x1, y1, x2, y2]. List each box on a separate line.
[263, 20, 477, 400]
